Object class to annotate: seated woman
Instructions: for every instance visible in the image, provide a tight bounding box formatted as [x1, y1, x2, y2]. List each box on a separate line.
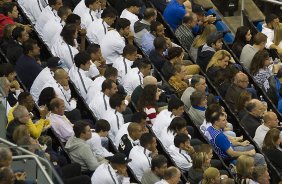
[250, 50, 280, 89]
[188, 152, 211, 183]
[262, 128, 282, 173]
[206, 50, 234, 81]
[236, 155, 256, 183]
[168, 64, 189, 95]
[231, 26, 252, 58]
[234, 91, 252, 120]
[273, 23, 282, 49]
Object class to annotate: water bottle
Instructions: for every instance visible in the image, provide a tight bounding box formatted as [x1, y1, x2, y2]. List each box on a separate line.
[260, 95, 267, 108]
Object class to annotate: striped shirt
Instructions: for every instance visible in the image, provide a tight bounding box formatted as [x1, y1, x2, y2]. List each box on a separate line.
[175, 24, 195, 51]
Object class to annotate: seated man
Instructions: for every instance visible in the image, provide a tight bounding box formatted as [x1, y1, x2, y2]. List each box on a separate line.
[155, 167, 181, 184]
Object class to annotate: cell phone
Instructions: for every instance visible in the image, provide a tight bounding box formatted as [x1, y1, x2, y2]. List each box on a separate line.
[212, 13, 217, 17]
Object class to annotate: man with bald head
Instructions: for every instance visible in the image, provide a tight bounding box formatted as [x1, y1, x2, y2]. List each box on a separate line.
[155, 166, 181, 184]
[254, 111, 280, 147]
[240, 99, 267, 137]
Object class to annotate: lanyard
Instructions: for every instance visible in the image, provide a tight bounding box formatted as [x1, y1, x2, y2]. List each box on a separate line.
[115, 110, 120, 129]
[57, 83, 71, 105]
[138, 71, 142, 85]
[179, 149, 191, 163]
[37, 0, 42, 11]
[107, 165, 118, 184]
[103, 94, 107, 110]
[77, 68, 87, 94]
[89, 10, 94, 21]
[144, 148, 151, 166]
[67, 44, 74, 63]
[123, 58, 128, 74]
[102, 20, 107, 34]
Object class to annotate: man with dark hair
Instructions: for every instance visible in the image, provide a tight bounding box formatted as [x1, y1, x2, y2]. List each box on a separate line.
[155, 167, 181, 184]
[129, 132, 158, 181]
[86, 43, 106, 76]
[80, 0, 101, 29]
[197, 32, 223, 70]
[100, 18, 134, 65]
[6, 26, 29, 64]
[89, 79, 118, 118]
[120, 0, 142, 32]
[141, 154, 168, 184]
[87, 7, 118, 45]
[15, 39, 42, 90]
[149, 36, 168, 70]
[65, 120, 104, 174]
[113, 44, 138, 83]
[86, 119, 114, 157]
[121, 58, 151, 94]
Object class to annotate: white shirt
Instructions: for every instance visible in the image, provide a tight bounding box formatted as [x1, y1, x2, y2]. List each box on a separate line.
[152, 109, 174, 139]
[114, 122, 130, 147]
[81, 9, 100, 29]
[112, 56, 133, 83]
[30, 67, 55, 103]
[155, 180, 169, 184]
[86, 132, 113, 157]
[91, 163, 130, 184]
[159, 129, 175, 151]
[42, 18, 63, 49]
[73, 0, 87, 18]
[134, 20, 150, 47]
[129, 145, 152, 181]
[69, 66, 94, 100]
[35, 6, 59, 37]
[48, 113, 74, 142]
[101, 109, 124, 141]
[100, 29, 125, 65]
[87, 18, 110, 45]
[89, 91, 110, 119]
[121, 68, 143, 95]
[86, 76, 106, 103]
[262, 23, 274, 49]
[51, 39, 79, 70]
[43, 81, 77, 111]
[253, 124, 270, 148]
[168, 145, 192, 171]
[18, 0, 43, 24]
[120, 9, 139, 32]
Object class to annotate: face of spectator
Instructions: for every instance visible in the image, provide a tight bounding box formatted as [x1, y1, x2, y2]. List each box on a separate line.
[23, 95, 35, 112]
[54, 0, 63, 11]
[31, 44, 41, 57]
[82, 125, 92, 140]
[81, 60, 91, 71]
[257, 170, 270, 184]
[59, 71, 70, 87]
[213, 39, 223, 51]
[108, 75, 118, 83]
[132, 124, 143, 140]
[90, 0, 101, 11]
[54, 100, 65, 116]
[245, 30, 252, 42]
[252, 102, 266, 118]
[264, 57, 271, 67]
[155, 163, 167, 178]
[156, 24, 165, 37]
[271, 18, 280, 29]
[109, 82, 118, 96]
[0, 151, 12, 167]
[100, 130, 109, 137]
[155, 88, 161, 101]
[127, 51, 138, 61]
[19, 108, 31, 124]
[148, 137, 157, 152]
[195, 78, 207, 92]
[20, 30, 29, 43]
[268, 113, 279, 128]
[90, 48, 103, 61]
[236, 76, 249, 89]
[118, 100, 127, 112]
[215, 115, 227, 129]
[121, 26, 131, 37]
[218, 56, 229, 69]
[105, 16, 116, 26]
[173, 106, 184, 117]
[142, 64, 151, 77]
[9, 6, 18, 19]
[199, 96, 208, 107]
[7, 72, 16, 82]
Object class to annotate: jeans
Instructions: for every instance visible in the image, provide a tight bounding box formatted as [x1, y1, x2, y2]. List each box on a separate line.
[233, 145, 266, 166]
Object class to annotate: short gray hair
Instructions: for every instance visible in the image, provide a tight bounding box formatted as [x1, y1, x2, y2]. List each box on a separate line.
[0, 147, 12, 167]
[190, 74, 205, 87]
[12, 105, 27, 119]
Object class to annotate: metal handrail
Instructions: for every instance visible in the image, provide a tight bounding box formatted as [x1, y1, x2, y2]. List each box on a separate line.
[261, 0, 282, 5]
[0, 138, 63, 184]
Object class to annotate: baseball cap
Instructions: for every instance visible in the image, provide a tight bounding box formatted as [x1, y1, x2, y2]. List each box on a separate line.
[192, 4, 206, 15]
[106, 153, 132, 164]
[46, 57, 61, 68]
[206, 32, 223, 46]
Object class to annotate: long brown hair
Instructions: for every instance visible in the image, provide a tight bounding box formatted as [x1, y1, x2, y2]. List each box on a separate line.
[262, 128, 280, 151]
[137, 84, 158, 112]
[249, 50, 269, 75]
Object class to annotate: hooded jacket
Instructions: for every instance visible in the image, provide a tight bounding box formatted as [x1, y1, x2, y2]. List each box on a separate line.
[0, 14, 15, 37]
[65, 136, 101, 171]
[196, 44, 215, 71]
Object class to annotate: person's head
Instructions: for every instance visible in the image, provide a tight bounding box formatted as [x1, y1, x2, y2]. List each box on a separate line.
[65, 13, 81, 31]
[168, 117, 187, 135]
[86, 43, 102, 61]
[12, 105, 30, 124]
[252, 166, 270, 184]
[46, 57, 61, 72]
[205, 104, 224, 123]
[249, 50, 270, 75]
[153, 36, 167, 51]
[57, 6, 72, 22]
[151, 154, 168, 177]
[95, 119, 110, 137]
[101, 7, 117, 26]
[49, 98, 65, 116]
[235, 90, 252, 112]
[104, 67, 118, 82]
[101, 79, 118, 96]
[150, 21, 165, 37]
[209, 111, 227, 129]
[167, 47, 184, 62]
[138, 84, 159, 111]
[3, 2, 18, 19]
[107, 153, 131, 173]
[201, 167, 221, 184]
[168, 95, 184, 116]
[109, 93, 127, 113]
[0, 147, 12, 167]
[142, 76, 158, 87]
[253, 32, 267, 50]
[265, 13, 279, 29]
[134, 58, 151, 77]
[12, 125, 30, 144]
[18, 92, 34, 112]
[234, 26, 252, 44]
[12, 26, 29, 43]
[262, 128, 281, 151]
[73, 121, 92, 140]
[122, 44, 138, 61]
[163, 167, 181, 184]
[206, 50, 231, 71]
[182, 13, 197, 28]
[38, 87, 57, 110]
[48, 0, 63, 11]
[0, 77, 10, 95]
[275, 23, 282, 46]
[125, 0, 142, 14]
[193, 24, 217, 48]
[2, 24, 16, 40]
[174, 133, 190, 150]
[233, 72, 249, 89]
[74, 51, 91, 71]
[196, 144, 213, 160]
[131, 111, 147, 131]
[115, 18, 131, 37]
[206, 32, 223, 51]
[54, 69, 69, 87]
[128, 122, 143, 140]
[190, 91, 207, 108]
[139, 133, 157, 152]
[23, 39, 40, 57]
[143, 8, 157, 23]
[61, 24, 77, 47]
[245, 99, 266, 118]
[0, 167, 14, 184]
[85, 0, 101, 11]
[192, 151, 211, 170]
[191, 74, 207, 92]
[236, 155, 255, 178]
[263, 111, 279, 129]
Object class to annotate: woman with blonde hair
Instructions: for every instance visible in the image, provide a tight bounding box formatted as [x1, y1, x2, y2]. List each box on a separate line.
[235, 91, 252, 120]
[236, 155, 255, 184]
[252, 165, 270, 184]
[200, 167, 221, 184]
[188, 152, 211, 183]
[274, 23, 282, 48]
[12, 125, 30, 144]
[190, 24, 217, 60]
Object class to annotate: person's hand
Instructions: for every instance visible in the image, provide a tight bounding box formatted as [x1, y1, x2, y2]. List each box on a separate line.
[39, 105, 48, 119]
[205, 15, 216, 24]
[15, 172, 26, 181]
[125, 95, 131, 103]
[273, 63, 280, 74]
[247, 149, 256, 156]
[236, 136, 243, 142]
[80, 28, 87, 36]
[240, 140, 250, 146]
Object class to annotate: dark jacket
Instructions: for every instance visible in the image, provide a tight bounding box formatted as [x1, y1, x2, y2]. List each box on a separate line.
[149, 49, 167, 71]
[6, 41, 23, 64]
[263, 148, 282, 173]
[240, 113, 262, 138]
[161, 61, 174, 81]
[196, 44, 215, 71]
[6, 118, 22, 141]
[118, 134, 134, 157]
[225, 84, 245, 112]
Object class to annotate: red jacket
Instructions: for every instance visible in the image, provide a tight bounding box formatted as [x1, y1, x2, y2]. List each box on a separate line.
[0, 14, 15, 38]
